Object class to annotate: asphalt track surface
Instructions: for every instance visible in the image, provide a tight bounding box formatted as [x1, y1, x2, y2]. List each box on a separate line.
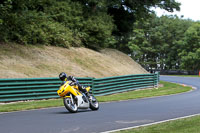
[1, 76, 200, 133]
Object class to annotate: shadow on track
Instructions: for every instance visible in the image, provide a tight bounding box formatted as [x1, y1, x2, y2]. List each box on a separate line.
[50, 109, 93, 114]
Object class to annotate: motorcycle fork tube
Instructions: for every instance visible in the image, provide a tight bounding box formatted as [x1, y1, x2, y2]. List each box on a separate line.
[70, 94, 74, 104]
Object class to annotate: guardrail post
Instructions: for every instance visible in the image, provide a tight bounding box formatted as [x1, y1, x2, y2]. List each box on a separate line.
[91, 78, 95, 95]
[154, 72, 159, 89]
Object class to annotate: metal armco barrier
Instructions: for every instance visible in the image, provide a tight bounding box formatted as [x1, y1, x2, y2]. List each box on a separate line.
[0, 77, 93, 102]
[93, 73, 159, 96]
[0, 73, 159, 102]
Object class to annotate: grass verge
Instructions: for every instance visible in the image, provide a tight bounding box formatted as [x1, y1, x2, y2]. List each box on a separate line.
[0, 81, 193, 112]
[97, 81, 192, 102]
[115, 115, 200, 133]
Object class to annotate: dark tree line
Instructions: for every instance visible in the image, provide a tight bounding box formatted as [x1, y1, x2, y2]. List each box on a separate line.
[2, 0, 200, 70]
[128, 14, 200, 71]
[0, 0, 180, 49]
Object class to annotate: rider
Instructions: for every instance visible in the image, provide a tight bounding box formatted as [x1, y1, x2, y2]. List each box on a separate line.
[59, 72, 89, 96]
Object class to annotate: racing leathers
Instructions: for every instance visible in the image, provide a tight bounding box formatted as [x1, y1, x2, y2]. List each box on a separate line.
[64, 76, 88, 96]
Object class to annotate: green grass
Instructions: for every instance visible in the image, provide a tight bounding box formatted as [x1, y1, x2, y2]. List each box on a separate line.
[115, 115, 200, 133]
[97, 81, 192, 102]
[0, 99, 63, 112]
[0, 81, 193, 112]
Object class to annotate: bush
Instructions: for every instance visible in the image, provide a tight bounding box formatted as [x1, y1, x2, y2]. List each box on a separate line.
[0, 10, 77, 47]
[81, 12, 116, 50]
[0, 0, 115, 49]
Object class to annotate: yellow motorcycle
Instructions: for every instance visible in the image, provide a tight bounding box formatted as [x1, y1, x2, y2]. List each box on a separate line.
[57, 81, 99, 113]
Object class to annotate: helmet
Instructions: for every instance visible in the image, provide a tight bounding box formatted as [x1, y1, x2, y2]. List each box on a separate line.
[59, 72, 67, 81]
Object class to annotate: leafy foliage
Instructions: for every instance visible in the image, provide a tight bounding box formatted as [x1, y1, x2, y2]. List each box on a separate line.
[2, 0, 199, 71]
[179, 23, 200, 70]
[0, 0, 115, 49]
[0, 0, 181, 50]
[0, 0, 77, 47]
[81, 12, 115, 49]
[128, 14, 194, 70]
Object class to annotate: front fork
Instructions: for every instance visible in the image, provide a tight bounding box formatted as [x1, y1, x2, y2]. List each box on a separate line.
[69, 94, 74, 104]
[64, 94, 78, 105]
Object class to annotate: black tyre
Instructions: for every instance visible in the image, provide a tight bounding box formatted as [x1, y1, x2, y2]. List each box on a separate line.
[63, 97, 78, 113]
[89, 95, 99, 110]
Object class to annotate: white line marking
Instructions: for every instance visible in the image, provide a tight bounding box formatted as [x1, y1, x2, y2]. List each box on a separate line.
[101, 113, 200, 133]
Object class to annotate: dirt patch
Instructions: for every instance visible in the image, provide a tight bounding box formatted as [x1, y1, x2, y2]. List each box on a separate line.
[0, 43, 148, 78]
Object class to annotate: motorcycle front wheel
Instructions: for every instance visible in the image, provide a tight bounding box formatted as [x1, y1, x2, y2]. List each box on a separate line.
[89, 95, 99, 110]
[63, 97, 78, 113]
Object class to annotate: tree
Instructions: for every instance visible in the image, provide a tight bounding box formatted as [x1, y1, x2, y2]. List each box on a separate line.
[180, 22, 200, 70]
[70, 0, 181, 51]
[0, 0, 181, 50]
[128, 14, 193, 70]
[180, 49, 200, 70]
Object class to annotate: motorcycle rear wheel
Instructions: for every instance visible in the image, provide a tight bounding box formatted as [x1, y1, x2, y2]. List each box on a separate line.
[63, 97, 78, 113]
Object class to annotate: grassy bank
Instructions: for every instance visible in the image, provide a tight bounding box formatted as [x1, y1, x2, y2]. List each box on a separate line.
[115, 115, 200, 133]
[0, 81, 193, 112]
[0, 44, 147, 79]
